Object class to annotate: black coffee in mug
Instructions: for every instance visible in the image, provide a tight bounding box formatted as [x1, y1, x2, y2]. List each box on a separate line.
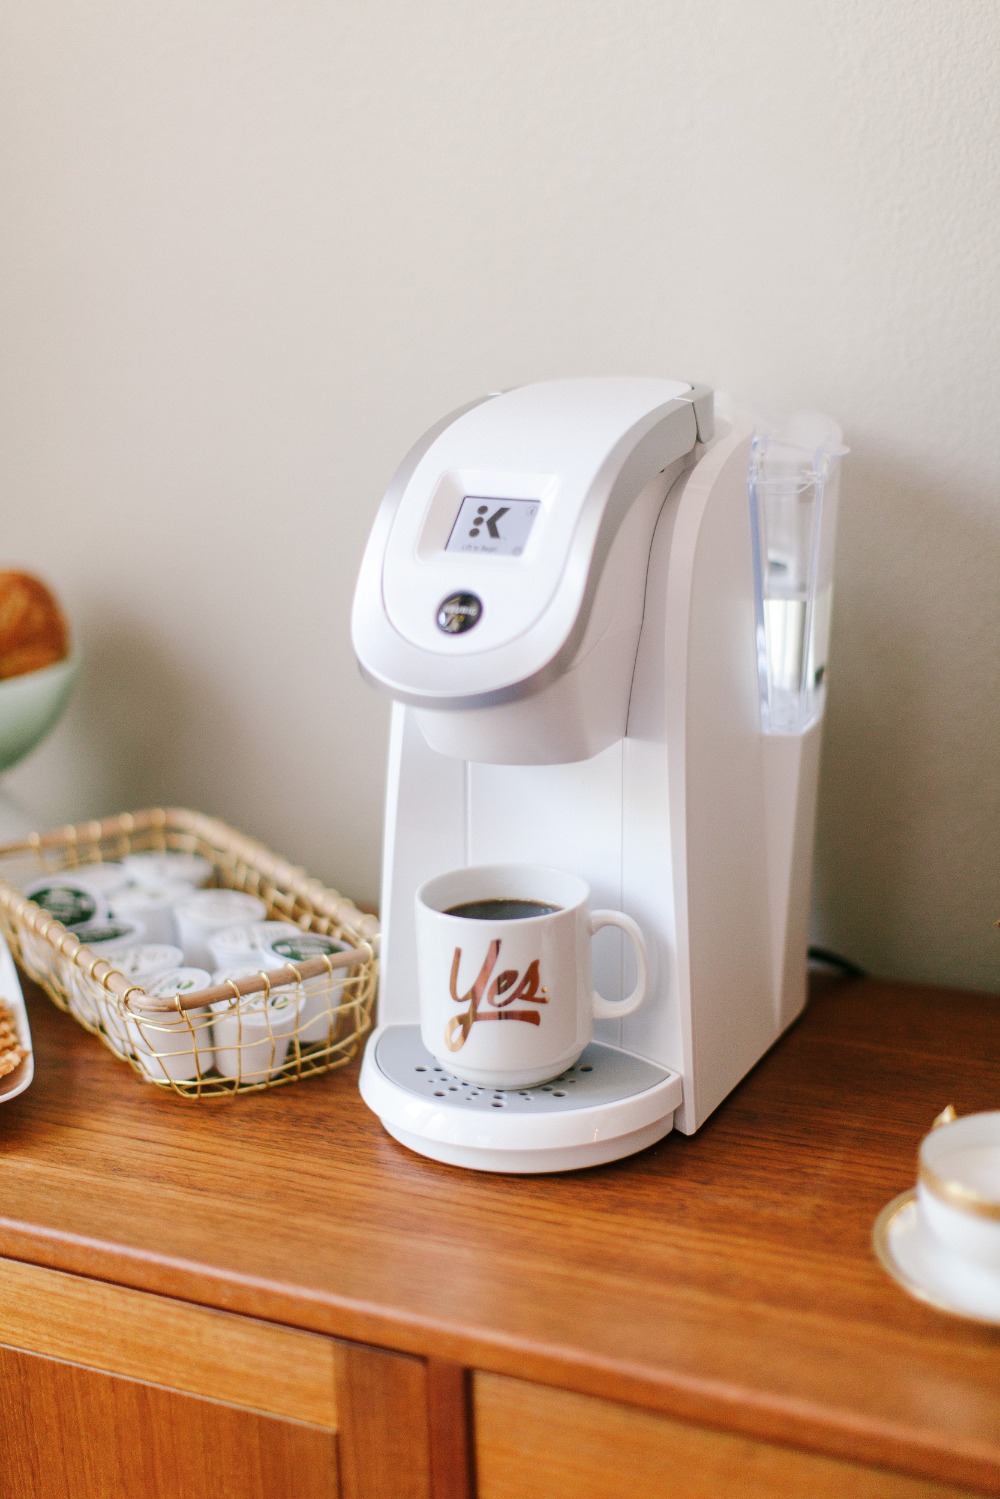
[444, 898, 562, 922]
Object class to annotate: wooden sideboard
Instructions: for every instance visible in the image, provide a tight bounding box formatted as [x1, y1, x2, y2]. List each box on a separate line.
[0, 971, 997, 1497]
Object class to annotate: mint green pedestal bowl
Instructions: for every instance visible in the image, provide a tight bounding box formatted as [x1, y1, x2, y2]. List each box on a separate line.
[0, 655, 78, 776]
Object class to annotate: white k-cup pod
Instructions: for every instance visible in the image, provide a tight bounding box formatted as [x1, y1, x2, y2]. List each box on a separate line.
[71, 918, 146, 957]
[260, 931, 346, 965]
[20, 877, 111, 988]
[917, 1111, 1000, 1272]
[123, 851, 213, 889]
[25, 877, 109, 931]
[110, 877, 194, 946]
[210, 975, 301, 1084]
[62, 862, 133, 899]
[174, 890, 268, 969]
[109, 944, 185, 982]
[259, 931, 348, 1044]
[207, 921, 304, 973]
[92, 943, 185, 1053]
[65, 918, 147, 1027]
[125, 967, 214, 1082]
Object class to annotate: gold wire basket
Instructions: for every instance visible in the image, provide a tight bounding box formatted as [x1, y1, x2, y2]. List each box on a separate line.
[0, 808, 379, 1098]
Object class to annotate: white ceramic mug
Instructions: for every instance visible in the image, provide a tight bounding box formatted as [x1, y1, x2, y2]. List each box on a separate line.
[917, 1110, 1000, 1272]
[416, 864, 649, 1089]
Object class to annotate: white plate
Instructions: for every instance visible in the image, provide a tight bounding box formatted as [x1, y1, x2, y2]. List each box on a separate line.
[0, 934, 33, 1102]
[873, 1189, 1000, 1324]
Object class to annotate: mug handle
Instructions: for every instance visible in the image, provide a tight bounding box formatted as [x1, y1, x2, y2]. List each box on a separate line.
[588, 911, 649, 1020]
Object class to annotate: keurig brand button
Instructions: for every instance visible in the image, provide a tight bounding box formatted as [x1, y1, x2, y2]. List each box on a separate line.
[436, 592, 482, 634]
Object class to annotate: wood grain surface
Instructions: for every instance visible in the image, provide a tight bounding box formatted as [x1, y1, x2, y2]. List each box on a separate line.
[427, 1358, 475, 1499]
[0, 1343, 338, 1499]
[0, 1254, 337, 1426]
[473, 1372, 982, 1499]
[333, 1341, 431, 1499]
[0, 973, 998, 1493]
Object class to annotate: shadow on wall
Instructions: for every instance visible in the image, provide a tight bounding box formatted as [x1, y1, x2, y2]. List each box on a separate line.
[5, 604, 383, 901]
[812, 448, 1000, 994]
[6, 613, 253, 837]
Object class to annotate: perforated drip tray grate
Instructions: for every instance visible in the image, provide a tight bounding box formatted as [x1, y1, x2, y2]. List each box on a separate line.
[373, 1025, 671, 1113]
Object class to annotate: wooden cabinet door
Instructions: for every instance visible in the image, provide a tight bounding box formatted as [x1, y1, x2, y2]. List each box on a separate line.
[0, 1256, 340, 1499]
[0, 1343, 338, 1499]
[473, 1373, 984, 1499]
[0, 1254, 469, 1499]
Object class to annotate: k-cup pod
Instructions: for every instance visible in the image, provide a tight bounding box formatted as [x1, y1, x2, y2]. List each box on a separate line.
[71, 918, 146, 956]
[260, 930, 346, 966]
[210, 980, 301, 1084]
[92, 943, 184, 1054]
[109, 944, 185, 982]
[207, 920, 303, 973]
[110, 877, 194, 946]
[63, 862, 133, 899]
[123, 851, 213, 889]
[917, 1111, 1000, 1272]
[145, 965, 212, 995]
[25, 876, 109, 931]
[125, 967, 214, 1082]
[19, 877, 110, 988]
[259, 930, 348, 1044]
[65, 918, 146, 1027]
[174, 890, 268, 969]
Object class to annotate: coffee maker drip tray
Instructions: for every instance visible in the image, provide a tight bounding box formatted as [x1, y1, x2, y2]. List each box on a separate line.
[359, 1025, 683, 1174]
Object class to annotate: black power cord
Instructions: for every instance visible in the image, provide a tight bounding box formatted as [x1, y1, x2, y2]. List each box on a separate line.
[807, 946, 867, 980]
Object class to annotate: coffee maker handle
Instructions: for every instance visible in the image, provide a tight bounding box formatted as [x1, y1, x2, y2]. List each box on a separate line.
[588, 911, 649, 1019]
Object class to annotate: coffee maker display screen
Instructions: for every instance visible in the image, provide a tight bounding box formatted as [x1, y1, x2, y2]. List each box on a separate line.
[445, 496, 541, 557]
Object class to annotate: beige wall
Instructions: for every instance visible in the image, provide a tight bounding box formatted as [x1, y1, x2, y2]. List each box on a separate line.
[1, 1, 997, 991]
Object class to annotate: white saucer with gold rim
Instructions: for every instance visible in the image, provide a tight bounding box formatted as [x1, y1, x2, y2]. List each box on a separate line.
[873, 1107, 1000, 1324]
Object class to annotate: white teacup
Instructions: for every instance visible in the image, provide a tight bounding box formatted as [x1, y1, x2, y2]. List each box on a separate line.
[917, 1110, 1000, 1272]
[416, 864, 649, 1090]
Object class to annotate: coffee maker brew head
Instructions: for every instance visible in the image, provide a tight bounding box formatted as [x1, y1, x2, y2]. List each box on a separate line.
[351, 378, 713, 764]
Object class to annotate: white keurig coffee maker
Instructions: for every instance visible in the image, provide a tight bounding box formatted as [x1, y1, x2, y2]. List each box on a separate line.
[352, 378, 843, 1172]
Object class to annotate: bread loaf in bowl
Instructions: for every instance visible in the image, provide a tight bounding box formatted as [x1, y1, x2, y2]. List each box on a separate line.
[0, 572, 70, 680]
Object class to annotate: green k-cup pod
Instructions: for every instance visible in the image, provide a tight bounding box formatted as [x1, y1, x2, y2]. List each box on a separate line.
[26, 882, 103, 930]
[71, 921, 142, 948]
[267, 934, 345, 964]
